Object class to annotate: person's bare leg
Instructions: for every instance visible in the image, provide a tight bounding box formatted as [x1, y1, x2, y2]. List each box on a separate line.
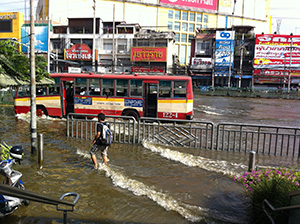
[91, 154, 98, 168]
[102, 156, 108, 165]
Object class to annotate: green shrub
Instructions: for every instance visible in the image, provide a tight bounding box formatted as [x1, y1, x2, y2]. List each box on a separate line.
[235, 168, 300, 224]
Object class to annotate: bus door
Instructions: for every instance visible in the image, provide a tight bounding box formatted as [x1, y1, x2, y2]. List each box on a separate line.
[144, 82, 158, 118]
[61, 78, 74, 116]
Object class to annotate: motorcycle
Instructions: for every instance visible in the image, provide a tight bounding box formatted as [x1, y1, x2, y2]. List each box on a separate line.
[0, 145, 29, 216]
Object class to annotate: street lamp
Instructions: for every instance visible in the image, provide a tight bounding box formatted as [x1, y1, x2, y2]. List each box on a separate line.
[12, 38, 30, 58]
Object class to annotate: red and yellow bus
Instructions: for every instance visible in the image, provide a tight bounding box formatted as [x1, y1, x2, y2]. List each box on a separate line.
[14, 73, 193, 120]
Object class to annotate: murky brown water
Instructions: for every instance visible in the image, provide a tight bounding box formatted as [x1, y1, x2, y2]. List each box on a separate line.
[0, 95, 299, 224]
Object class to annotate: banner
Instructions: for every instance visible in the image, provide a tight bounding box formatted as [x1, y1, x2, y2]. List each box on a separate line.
[64, 43, 98, 61]
[214, 31, 235, 77]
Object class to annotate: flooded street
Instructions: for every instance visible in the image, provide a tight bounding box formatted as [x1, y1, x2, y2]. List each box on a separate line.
[0, 95, 299, 224]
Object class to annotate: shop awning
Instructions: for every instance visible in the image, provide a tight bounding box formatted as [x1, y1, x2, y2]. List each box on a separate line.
[0, 73, 54, 87]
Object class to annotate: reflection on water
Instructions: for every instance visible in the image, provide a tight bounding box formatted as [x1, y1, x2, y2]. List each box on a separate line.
[0, 96, 299, 223]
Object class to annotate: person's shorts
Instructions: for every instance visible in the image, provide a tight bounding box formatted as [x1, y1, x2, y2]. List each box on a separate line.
[90, 144, 108, 157]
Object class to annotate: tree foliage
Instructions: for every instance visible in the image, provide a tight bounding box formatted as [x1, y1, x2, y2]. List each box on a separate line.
[0, 40, 50, 81]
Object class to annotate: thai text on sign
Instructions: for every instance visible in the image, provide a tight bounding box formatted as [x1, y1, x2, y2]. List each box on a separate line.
[131, 47, 167, 62]
[64, 43, 97, 61]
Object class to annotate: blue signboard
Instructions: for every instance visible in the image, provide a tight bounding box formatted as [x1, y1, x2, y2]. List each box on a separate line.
[124, 99, 143, 107]
[21, 25, 48, 53]
[214, 31, 235, 77]
[75, 97, 92, 105]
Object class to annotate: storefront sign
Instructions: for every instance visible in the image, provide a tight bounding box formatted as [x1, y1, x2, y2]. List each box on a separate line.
[64, 43, 97, 61]
[0, 13, 17, 20]
[191, 57, 212, 69]
[160, 0, 217, 11]
[131, 47, 167, 62]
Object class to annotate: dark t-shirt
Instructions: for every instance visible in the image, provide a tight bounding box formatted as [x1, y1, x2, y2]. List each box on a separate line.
[96, 122, 110, 144]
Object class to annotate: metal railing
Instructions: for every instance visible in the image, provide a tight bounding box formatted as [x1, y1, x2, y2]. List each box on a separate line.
[216, 123, 300, 156]
[0, 184, 79, 224]
[67, 114, 300, 157]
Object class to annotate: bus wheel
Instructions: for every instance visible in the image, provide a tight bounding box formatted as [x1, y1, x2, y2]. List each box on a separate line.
[37, 106, 47, 117]
[123, 110, 139, 121]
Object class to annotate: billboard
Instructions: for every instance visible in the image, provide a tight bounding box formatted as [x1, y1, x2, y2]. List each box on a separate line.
[160, 0, 217, 11]
[21, 25, 48, 53]
[214, 30, 235, 77]
[131, 47, 167, 62]
[254, 34, 300, 78]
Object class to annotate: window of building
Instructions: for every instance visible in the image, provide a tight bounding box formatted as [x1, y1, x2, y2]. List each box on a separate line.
[182, 11, 188, 21]
[174, 22, 180, 31]
[196, 40, 210, 53]
[175, 33, 180, 42]
[188, 24, 194, 32]
[196, 13, 202, 22]
[189, 13, 195, 22]
[130, 80, 143, 97]
[195, 24, 202, 31]
[175, 11, 180, 20]
[182, 23, 187, 32]
[117, 40, 127, 53]
[181, 34, 187, 43]
[103, 41, 112, 51]
[180, 45, 186, 64]
[0, 20, 12, 32]
[168, 10, 173, 19]
[203, 15, 209, 23]
[168, 21, 173, 30]
[188, 34, 194, 43]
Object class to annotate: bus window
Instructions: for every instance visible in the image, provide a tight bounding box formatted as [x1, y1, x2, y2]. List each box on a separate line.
[116, 79, 128, 96]
[174, 81, 186, 98]
[49, 85, 60, 95]
[130, 80, 142, 97]
[89, 78, 100, 96]
[159, 81, 171, 98]
[102, 79, 114, 97]
[75, 78, 87, 95]
[18, 85, 30, 97]
[36, 87, 47, 96]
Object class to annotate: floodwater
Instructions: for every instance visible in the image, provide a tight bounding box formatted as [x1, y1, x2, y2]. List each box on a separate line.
[0, 95, 299, 224]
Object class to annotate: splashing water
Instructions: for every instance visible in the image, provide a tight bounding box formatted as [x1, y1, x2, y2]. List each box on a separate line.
[142, 140, 247, 177]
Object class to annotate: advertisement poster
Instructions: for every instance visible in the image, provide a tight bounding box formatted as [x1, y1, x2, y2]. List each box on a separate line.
[21, 25, 48, 53]
[254, 34, 300, 79]
[214, 30, 235, 77]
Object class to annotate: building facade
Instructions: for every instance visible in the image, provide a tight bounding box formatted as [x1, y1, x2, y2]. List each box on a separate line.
[36, 0, 271, 66]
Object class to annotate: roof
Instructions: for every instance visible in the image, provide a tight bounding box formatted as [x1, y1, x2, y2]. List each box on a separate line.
[0, 73, 54, 87]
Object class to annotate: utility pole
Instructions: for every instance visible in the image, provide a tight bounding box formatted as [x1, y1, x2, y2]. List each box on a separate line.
[238, 33, 244, 88]
[288, 33, 293, 94]
[228, 0, 236, 88]
[112, 4, 115, 73]
[30, 0, 37, 154]
[92, 0, 96, 72]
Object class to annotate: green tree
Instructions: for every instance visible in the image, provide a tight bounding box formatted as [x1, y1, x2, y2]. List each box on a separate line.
[0, 40, 50, 81]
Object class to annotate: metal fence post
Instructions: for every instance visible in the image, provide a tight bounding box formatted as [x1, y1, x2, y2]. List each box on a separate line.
[248, 151, 256, 172]
[38, 133, 44, 168]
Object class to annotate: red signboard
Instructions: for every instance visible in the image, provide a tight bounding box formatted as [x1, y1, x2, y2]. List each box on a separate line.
[160, 0, 217, 11]
[131, 66, 165, 73]
[64, 43, 98, 61]
[131, 47, 167, 62]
